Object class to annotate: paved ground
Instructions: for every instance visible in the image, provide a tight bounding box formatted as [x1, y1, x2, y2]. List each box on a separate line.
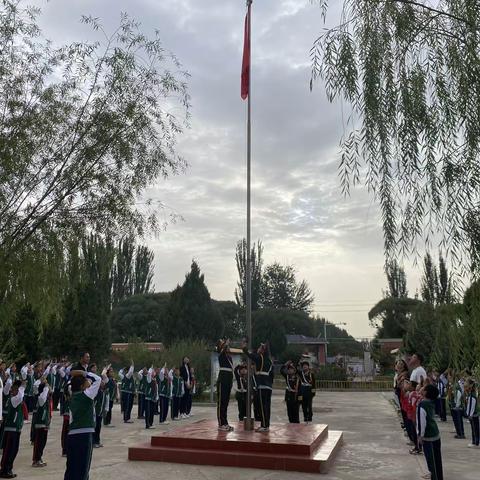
[7, 391, 478, 479]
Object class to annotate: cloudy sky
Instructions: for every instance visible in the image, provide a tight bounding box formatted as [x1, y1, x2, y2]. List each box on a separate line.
[34, 0, 423, 338]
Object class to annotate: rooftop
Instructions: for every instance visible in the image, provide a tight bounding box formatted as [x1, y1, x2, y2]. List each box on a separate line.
[286, 334, 328, 345]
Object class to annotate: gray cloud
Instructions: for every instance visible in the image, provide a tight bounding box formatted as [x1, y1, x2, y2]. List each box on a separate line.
[32, 0, 424, 338]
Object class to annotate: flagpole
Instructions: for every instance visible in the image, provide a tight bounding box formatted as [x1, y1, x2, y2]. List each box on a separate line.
[245, 0, 253, 431]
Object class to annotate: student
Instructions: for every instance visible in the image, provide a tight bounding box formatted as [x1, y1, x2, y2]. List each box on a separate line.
[452, 377, 466, 439]
[144, 367, 156, 429]
[418, 384, 443, 480]
[32, 379, 50, 467]
[20, 363, 35, 419]
[234, 363, 248, 421]
[137, 367, 147, 420]
[103, 367, 117, 427]
[0, 379, 26, 479]
[170, 367, 184, 421]
[280, 361, 300, 423]
[242, 341, 274, 433]
[299, 361, 316, 424]
[119, 363, 135, 423]
[64, 365, 108, 480]
[409, 353, 427, 388]
[404, 379, 422, 454]
[436, 371, 448, 422]
[180, 357, 192, 419]
[188, 367, 196, 416]
[216, 339, 234, 431]
[465, 378, 479, 448]
[89, 364, 107, 448]
[158, 364, 170, 425]
[61, 381, 71, 457]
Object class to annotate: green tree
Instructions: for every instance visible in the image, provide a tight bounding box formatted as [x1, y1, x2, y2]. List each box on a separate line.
[164, 261, 223, 345]
[134, 245, 155, 295]
[235, 239, 263, 310]
[251, 309, 288, 357]
[259, 262, 314, 312]
[421, 253, 438, 305]
[311, 0, 480, 265]
[110, 292, 170, 342]
[0, 0, 188, 264]
[386, 260, 408, 298]
[214, 300, 244, 339]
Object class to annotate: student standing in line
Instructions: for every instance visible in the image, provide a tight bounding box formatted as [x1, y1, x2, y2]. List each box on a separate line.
[170, 367, 184, 422]
[158, 364, 170, 425]
[465, 378, 479, 448]
[103, 367, 117, 427]
[64, 365, 108, 480]
[144, 367, 156, 429]
[0, 379, 26, 479]
[137, 367, 147, 420]
[179, 357, 192, 419]
[31, 379, 51, 467]
[418, 384, 444, 480]
[119, 362, 135, 424]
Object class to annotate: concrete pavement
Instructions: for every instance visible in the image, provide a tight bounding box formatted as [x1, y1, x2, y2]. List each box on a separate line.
[7, 391, 477, 479]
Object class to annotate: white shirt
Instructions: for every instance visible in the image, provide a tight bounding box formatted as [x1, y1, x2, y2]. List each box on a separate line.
[410, 366, 427, 385]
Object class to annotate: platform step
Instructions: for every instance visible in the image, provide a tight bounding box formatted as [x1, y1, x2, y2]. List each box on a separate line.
[151, 422, 329, 456]
[129, 431, 343, 474]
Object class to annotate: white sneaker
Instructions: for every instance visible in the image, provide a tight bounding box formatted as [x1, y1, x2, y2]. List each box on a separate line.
[218, 425, 230, 431]
[467, 444, 479, 448]
[189, 413, 194, 417]
[173, 417, 180, 421]
[255, 427, 269, 433]
[160, 421, 170, 425]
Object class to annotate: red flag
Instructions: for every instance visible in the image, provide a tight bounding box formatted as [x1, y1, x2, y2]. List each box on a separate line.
[241, 3, 251, 100]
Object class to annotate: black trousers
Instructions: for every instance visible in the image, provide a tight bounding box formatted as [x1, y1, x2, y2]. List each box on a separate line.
[217, 374, 233, 427]
[53, 389, 61, 411]
[0, 431, 21, 474]
[138, 393, 145, 418]
[61, 416, 69, 455]
[236, 392, 246, 421]
[104, 400, 114, 426]
[122, 392, 134, 422]
[171, 397, 181, 419]
[405, 418, 420, 449]
[258, 389, 272, 428]
[452, 409, 465, 436]
[180, 390, 192, 415]
[159, 396, 169, 423]
[301, 392, 313, 422]
[285, 392, 300, 423]
[437, 398, 447, 422]
[93, 415, 102, 445]
[423, 439, 443, 480]
[253, 391, 261, 421]
[33, 428, 48, 462]
[64, 432, 93, 480]
[469, 416, 480, 445]
[145, 399, 155, 428]
[25, 395, 35, 413]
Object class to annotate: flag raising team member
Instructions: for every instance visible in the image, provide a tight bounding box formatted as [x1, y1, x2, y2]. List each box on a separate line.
[299, 361, 316, 424]
[280, 361, 300, 424]
[216, 339, 234, 431]
[242, 341, 274, 432]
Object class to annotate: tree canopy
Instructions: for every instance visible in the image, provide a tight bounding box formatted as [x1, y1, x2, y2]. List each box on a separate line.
[311, 0, 480, 270]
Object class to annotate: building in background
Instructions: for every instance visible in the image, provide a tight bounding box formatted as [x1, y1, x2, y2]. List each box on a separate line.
[285, 335, 328, 366]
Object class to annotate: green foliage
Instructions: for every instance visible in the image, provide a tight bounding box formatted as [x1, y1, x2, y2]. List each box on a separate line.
[276, 344, 307, 364]
[214, 300, 244, 339]
[164, 261, 223, 345]
[0, 0, 189, 262]
[311, 0, 480, 267]
[110, 292, 170, 342]
[259, 262, 314, 313]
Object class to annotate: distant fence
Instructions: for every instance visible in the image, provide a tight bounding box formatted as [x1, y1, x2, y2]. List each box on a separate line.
[315, 380, 392, 391]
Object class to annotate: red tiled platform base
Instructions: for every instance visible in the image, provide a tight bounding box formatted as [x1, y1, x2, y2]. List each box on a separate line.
[128, 419, 343, 474]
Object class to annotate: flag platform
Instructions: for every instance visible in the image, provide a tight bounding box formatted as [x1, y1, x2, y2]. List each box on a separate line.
[128, 419, 343, 474]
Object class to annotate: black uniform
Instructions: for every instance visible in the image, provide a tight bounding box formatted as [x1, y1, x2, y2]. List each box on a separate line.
[216, 346, 234, 427]
[234, 365, 247, 421]
[299, 370, 316, 423]
[280, 365, 300, 423]
[243, 348, 274, 429]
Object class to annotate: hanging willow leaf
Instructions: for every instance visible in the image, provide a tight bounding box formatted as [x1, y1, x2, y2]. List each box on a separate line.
[311, 0, 480, 274]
